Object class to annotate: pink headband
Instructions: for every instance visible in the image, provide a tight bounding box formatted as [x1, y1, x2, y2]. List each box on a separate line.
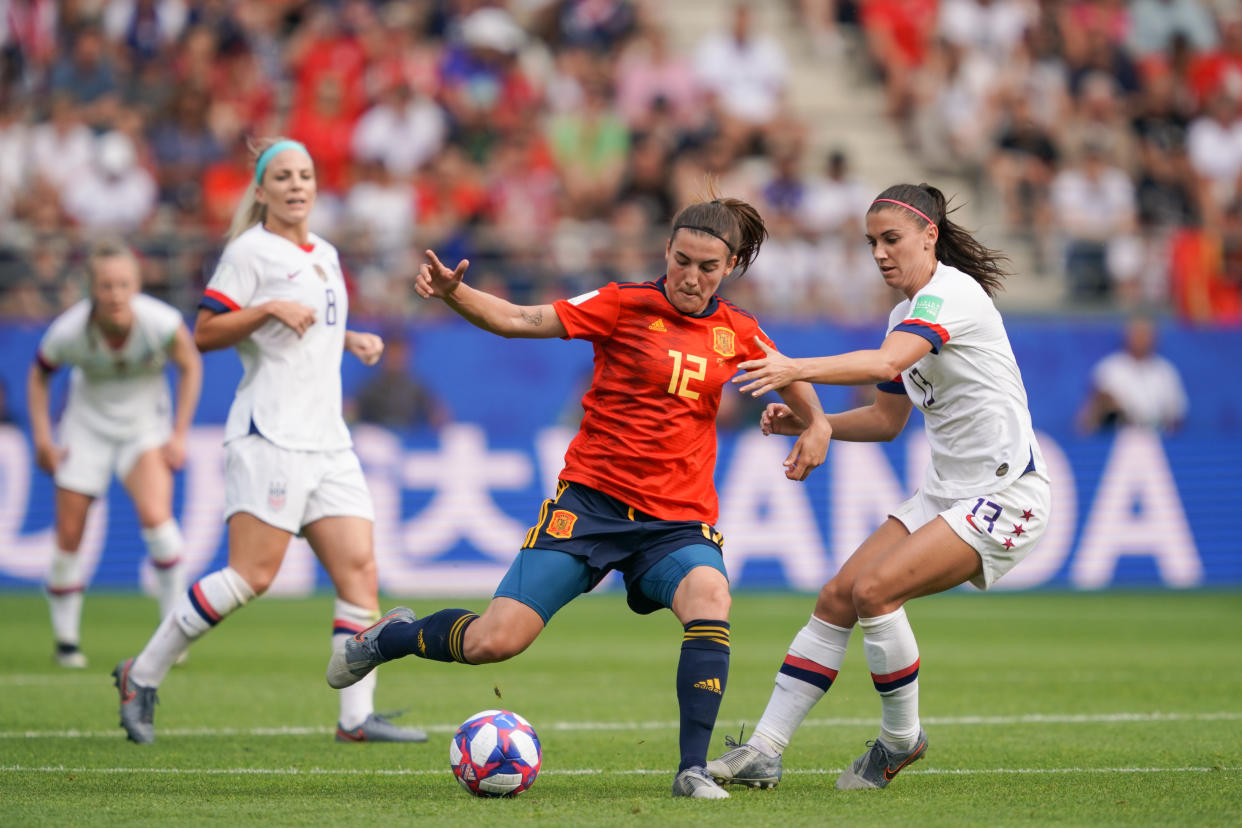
[871, 198, 934, 227]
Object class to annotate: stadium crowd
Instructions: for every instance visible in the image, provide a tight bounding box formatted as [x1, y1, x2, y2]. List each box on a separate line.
[1, 0, 1240, 324]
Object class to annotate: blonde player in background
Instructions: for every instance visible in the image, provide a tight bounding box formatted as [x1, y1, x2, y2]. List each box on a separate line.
[112, 138, 426, 745]
[28, 239, 202, 668]
[708, 183, 1052, 790]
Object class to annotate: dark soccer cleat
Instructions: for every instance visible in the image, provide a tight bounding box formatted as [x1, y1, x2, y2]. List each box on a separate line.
[113, 657, 158, 744]
[326, 606, 416, 689]
[335, 712, 428, 743]
[835, 728, 928, 789]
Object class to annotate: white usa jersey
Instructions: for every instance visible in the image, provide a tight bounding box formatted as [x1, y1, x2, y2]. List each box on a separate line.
[200, 224, 351, 451]
[878, 263, 1042, 499]
[37, 294, 182, 440]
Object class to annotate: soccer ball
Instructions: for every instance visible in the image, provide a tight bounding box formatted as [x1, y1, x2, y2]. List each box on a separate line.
[450, 709, 542, 797]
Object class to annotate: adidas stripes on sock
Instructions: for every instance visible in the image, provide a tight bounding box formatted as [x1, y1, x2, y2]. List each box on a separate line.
[334, 599, 379, 730]
[676, 619, 730, 772]
[377, 608, 478, 664]
[859, 606, 922, 751]
[752, 613, 852, 755]
[131, 567, 255, 688]
[46, 548, 85, 647]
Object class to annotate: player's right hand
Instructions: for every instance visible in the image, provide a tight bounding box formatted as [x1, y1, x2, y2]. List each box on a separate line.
[761, 403, 808, 436]
[266, 301, 316, 337]
[34, 441, 65, 474]
[415, 249, 469, 300]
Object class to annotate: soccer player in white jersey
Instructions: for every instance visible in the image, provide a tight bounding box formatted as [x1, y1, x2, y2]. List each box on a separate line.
[707, 182, 1053, 790]
[28, 239, 202, 669]
[112, 138, 426, 745]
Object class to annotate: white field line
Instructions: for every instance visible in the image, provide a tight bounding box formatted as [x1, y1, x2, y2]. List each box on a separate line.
[0, 764, 1238, 778]
[1, 711, 1239, 740]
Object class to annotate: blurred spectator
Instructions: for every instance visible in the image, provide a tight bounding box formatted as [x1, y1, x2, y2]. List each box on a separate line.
[553, 0, 637, 52]
[1078, 316, 1188, 433]
[614, 24, 701, 131]
[149, 84, 222, 208]
[104, 0, 189, 68]
[342, 157, 415, 263]
[200, 132, 255, 234]
[546, 78, 629, 218]
[487, 126, 561, 252]
[29, 95, 95, 196]
[990, 94, 1059, 268]
[48, 20, 120, 127]
[859, 0, 938, 131]
[938, 0, 1033, 67]
[348, 335, 449, 430]
[1186, 90, 1242, 226]
[616, 131, 675, 225]
[692, 3, 789, 136]
[287, 74, 358, 196]
[351, 78, 447, 179]
[0, 94, 30, 221]
[439, 7, 537, 162]
[1126, 0, 1217, 65]
[1050, 140, 1139, 300]
[914, 38, 1002, 174]
[61, 130, 157, 233]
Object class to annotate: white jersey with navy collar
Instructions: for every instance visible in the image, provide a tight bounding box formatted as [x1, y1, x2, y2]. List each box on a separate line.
[37, 294, 182, 440]
[878, 262, 1041, 498]
[200, 223, 351, 451]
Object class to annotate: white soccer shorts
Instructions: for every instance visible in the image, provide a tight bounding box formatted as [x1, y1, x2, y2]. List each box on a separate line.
[889, 469, 1052, 590]
[223, 433, 374, 535]
[54, 416, 170, 498]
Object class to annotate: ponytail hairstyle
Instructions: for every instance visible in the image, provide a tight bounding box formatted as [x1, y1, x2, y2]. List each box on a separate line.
[867, 183, 1011, 296]
[669, 180, 768, 277]
[224, 136, 311, 244]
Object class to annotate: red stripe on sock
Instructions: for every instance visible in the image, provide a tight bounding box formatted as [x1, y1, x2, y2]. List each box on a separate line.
[783, 654, 839, 680]
[333, 618, 366, 634]
[871, 657, 920, 684]
[46, 584, 85, 595]
[191, 582, 222, 622]
[151, 557, 182, 570]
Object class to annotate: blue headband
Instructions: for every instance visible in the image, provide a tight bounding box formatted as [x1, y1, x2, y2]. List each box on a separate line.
[254, 140, 310, 184]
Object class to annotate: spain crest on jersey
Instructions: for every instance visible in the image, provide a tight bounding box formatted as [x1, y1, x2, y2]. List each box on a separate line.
[546, 509, 577, 539]
[712, 327, 736, 358]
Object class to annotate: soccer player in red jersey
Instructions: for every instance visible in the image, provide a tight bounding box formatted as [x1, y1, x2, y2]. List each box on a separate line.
[325, 195, 832, 798]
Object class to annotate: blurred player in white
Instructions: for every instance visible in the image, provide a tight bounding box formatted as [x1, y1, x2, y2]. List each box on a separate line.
[708, 183, 1053, 790]
[28, 239, 202, 668]
[112, 138, 426, 745]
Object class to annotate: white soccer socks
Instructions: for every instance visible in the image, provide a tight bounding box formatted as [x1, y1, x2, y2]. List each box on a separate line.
[142, 519, 185, 618]
[131, 566, 255, 687]
[752, 614, 853, 755]
[859, 607, 922, 751]
[46, 548, 85, 648]
[333, 599, 379, 730]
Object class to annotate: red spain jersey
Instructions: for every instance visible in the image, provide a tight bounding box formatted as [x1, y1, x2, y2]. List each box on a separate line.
[552, 278, 776, 524]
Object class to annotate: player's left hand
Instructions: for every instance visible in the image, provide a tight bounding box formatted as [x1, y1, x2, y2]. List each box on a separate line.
[734, 338, 800, 397]
[346, 331, 384, 366]
[782, 417, 831, 481]
[162, 433, 187, 470]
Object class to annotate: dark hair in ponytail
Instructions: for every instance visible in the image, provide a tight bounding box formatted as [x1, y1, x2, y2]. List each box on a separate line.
[670, 181, 768, 276]
[868, 183, 1011, 296]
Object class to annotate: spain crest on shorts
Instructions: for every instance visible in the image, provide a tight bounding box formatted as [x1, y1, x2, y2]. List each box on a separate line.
[546, 509, 577, 539]
[712, 327, 736, 358]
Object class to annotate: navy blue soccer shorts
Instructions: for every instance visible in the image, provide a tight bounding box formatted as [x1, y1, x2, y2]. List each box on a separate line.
[494, 480, 728, 622]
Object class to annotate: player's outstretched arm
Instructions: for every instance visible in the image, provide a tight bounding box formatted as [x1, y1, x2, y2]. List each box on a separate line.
[194, 301, 317, 351]
[26, 362, 64, 474]
[344, 330, 384, 366]
[775, 381, 831, 481]
[414, 249, 567, 339]
[735, 332, 932, 396]
[826, 389, 913, 443]
[165, 323, 203, 470]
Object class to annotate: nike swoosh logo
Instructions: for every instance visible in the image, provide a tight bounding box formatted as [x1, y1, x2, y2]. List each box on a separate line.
[287, 271, 300, 280]
[883, 739, 927, 780]
[118, 660, 135, 703]
[965, 514, 983, 533]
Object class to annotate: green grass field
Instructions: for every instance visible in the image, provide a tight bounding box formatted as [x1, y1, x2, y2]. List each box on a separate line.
[2, 590, 1240, 826]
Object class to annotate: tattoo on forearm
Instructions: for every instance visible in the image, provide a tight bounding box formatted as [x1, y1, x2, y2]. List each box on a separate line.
[520, 308, 543, 327]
